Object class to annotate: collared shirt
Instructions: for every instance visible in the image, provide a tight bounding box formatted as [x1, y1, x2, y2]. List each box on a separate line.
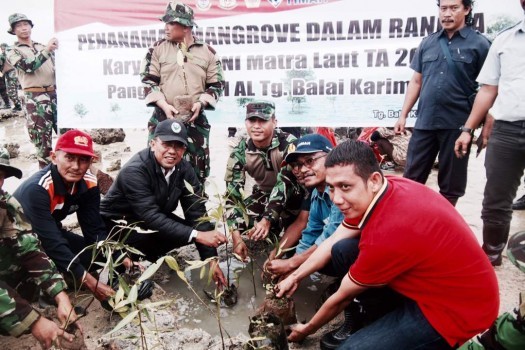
[411, 26, 490, 130]
[5, 41, 55, 89]
[343, 176, 498, 347]
[296, 186, 343, 254]
[476, 18, 525, 122]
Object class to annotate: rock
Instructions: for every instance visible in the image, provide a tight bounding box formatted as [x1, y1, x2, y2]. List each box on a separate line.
[106, 159, 121, 172]
[2, 142, 20, 158]
[90, 129, 126, 145]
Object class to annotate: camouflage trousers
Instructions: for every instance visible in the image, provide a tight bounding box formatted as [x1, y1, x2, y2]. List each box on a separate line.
[5, 70, 21, 107]
[227, 188, 298, 235]
[148, 107, 210, 185]
[23, 91, 57, 166]
[0, 76, 8, 106]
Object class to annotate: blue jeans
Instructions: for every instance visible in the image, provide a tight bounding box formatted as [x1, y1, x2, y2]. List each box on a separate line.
[331, 238, 452, 349]
[338, 299, 452, 350]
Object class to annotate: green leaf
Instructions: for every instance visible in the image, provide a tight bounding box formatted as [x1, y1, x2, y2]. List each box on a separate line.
[104, 310, 140, 336]
[176, 270, 188, 283]
[137, 257, 163, 283]
[127, 284, 138, 304]
[164, 255, 180, 271]
[184, 179, 195, 194]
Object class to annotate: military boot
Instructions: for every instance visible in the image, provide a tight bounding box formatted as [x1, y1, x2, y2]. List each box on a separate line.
[320, 301, 363, 350]
[482, 222, 510, 266]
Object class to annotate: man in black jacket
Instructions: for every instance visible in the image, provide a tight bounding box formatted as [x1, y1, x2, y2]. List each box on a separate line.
[100, 119, 227, 287]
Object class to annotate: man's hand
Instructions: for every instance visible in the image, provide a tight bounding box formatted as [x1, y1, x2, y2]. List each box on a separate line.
[275, 273, 299, 298]
[287, 323, 310, 342]
[156, 100, 179, 119]
[195, 230, 227, 248]
[266, 258, 295, 277]
[31, 316, 74, 350]
[393, 116, 406, 134]
[123, 258, 145, 273]
[232, 230, 249, 262]
[83, 272, 115, 302]
[454, 132, 473, 158]
[54, 291, 82, 333]
[249, 218, 271, 241]
[210, 259, 227, 289]
[188, 101, 205, 123]
[46, 38, 59, 53]
[476, 114, 494, 157]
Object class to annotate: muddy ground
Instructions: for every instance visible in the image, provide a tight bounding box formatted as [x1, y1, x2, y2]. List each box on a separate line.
[1, 112, 524, 349]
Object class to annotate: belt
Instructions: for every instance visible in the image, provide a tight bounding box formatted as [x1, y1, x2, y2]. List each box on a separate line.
[23, 86, 55, 93]
[498, 119, 525, 128]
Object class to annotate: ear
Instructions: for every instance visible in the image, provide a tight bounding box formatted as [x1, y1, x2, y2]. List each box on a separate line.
[368, 171, 384, 192]
[50, 151, 58, 164]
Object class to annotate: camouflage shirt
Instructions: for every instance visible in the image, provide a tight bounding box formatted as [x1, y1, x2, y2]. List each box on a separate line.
[140, 38, 224, 109]
[0, 191, 66, 337]
[225, 130, 304, 229]
[6, 41, 55, 89]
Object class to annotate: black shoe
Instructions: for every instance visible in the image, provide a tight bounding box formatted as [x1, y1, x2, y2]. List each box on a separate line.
[512, 194, 525, 210]
[12, 105, 22, 112]
[320, 302, 363, 350]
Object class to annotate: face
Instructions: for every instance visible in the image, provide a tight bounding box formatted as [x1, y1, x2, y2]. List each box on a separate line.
[290, 152, 327, 190]
[51, 151, 93, 185]
[151, 138, 186, 169]
[245, 117, 276, 147]
[326, 164, 383, 220]
[13, 21, 32, 40]
[165, 22, 187, 42]
[0, 170, 6, 190]
[439, 0, 469, 33]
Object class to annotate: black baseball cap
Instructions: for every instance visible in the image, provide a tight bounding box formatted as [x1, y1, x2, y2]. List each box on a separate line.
[153, 119, 188, 146]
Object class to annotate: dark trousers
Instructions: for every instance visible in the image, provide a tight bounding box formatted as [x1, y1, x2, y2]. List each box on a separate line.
[481, 120, 525, 257]
[404, 129, 471, 201]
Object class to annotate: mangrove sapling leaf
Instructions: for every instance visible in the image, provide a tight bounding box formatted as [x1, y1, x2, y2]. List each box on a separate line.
[104, 310, 140, 336]
[138, 257, 164, 283]
[127, 285, 138, 304]
[164, 255, 180, 271]
[184, 179, 195, 194]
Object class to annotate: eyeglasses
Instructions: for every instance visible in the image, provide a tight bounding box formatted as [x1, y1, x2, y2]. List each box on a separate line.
[158, 140, 186, 150]
[290, 154, 327, 170]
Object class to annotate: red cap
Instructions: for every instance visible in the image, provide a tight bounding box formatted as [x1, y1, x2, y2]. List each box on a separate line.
[55, 130, 96, 157]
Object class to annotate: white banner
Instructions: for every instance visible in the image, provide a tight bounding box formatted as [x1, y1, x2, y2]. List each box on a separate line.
[55, 0, 521, 128]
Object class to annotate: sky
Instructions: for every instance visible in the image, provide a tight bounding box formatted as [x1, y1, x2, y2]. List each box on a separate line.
[1, 0, 54, 45]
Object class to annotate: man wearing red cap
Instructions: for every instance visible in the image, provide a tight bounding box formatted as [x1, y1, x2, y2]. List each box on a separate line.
[13, 130, 136, 304]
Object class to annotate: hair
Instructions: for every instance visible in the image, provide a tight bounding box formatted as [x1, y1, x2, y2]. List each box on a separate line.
[325, 140, 382, 182]
[437, 0, 475, 26]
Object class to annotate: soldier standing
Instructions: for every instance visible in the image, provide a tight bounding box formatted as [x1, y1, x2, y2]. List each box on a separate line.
[0, 43, 22, 112]
[5, 13, 58, 169]
[0, 148, 81, 349]
[140, 1, 225, 186]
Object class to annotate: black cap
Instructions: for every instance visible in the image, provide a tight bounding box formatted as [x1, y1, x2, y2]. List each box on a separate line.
[153, 119, 188, 146]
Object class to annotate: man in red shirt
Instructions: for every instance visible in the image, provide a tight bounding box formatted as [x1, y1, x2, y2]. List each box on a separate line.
[276, 140, 499, 349]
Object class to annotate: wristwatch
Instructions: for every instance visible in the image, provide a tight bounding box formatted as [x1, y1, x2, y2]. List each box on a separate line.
[459, 125, 474, 135]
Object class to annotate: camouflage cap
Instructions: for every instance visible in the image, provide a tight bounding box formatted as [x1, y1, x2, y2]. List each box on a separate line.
[7, 13, 33, 35]
[0, 147, 22, 179]
[160, 1, 196, 27]
[0, 43, 7, 48]
[245, 101, 275, 120]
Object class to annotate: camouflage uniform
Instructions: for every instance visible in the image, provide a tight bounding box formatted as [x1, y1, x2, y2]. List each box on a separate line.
[225, 129, 304, 235]
[141, 2, 224, 184]
[0, 43, 21, 110]
[0, 191, 66, 337]
[6, 40, 56, 167]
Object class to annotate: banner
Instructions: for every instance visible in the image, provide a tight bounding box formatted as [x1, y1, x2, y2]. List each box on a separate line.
[54, 0, 521, 128]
